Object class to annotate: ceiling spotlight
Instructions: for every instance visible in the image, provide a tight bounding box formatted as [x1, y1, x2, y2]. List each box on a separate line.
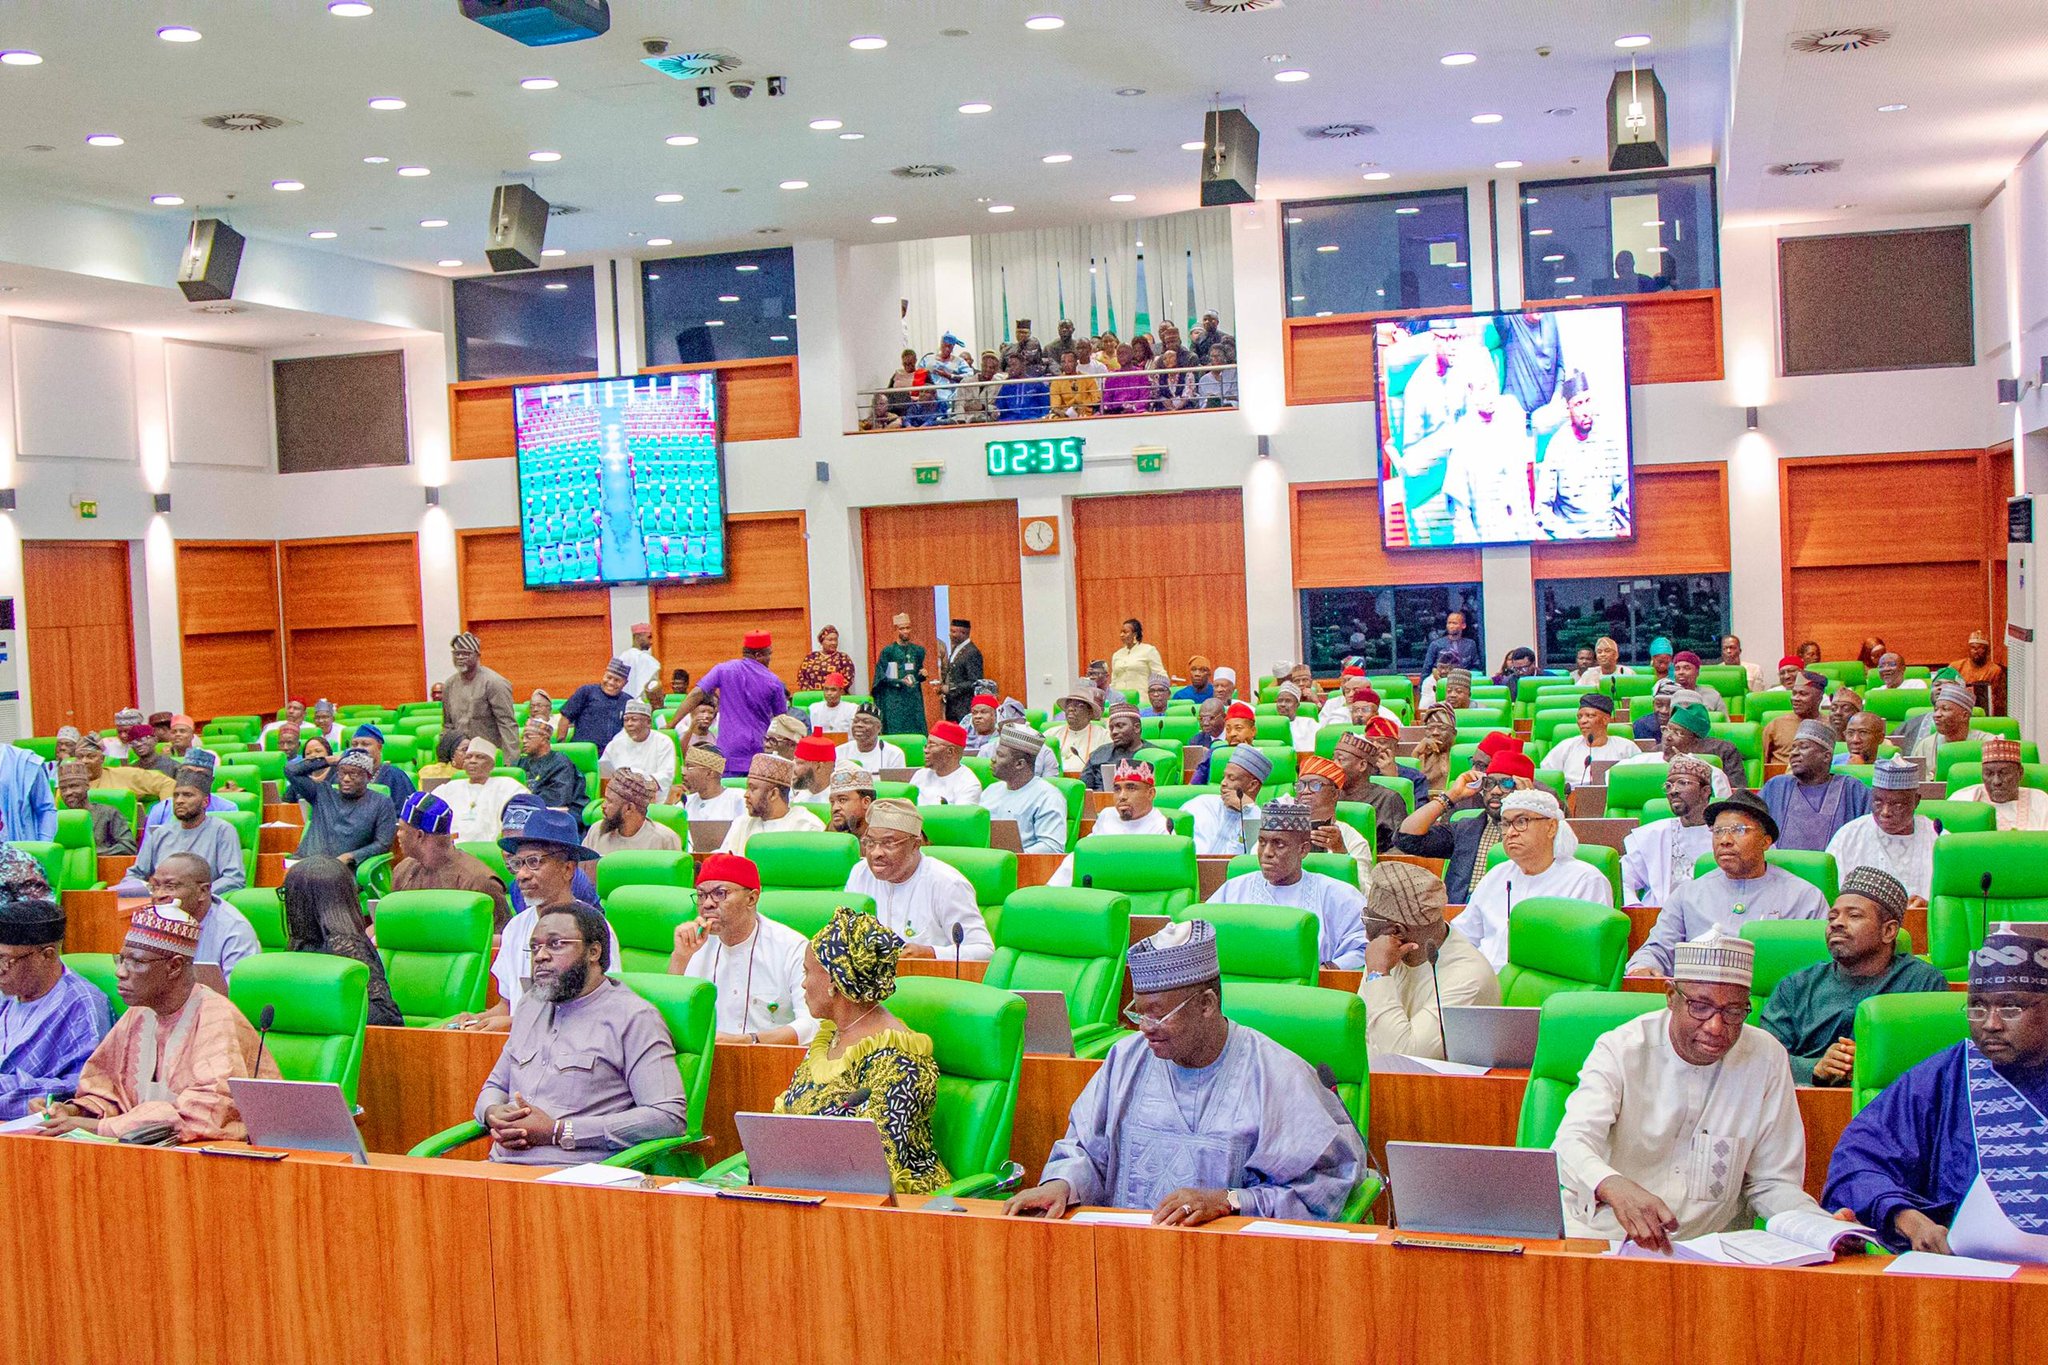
[158, 26, 202, 42]
[543, 282, 568, 290]
[1542, 253, 1564, 262]
[308, 230, 338, 239]
[1362, 171, 1391, 181]
[1494, 159, 1523, 169]
[1042, 153, 1072, 163]
[0, 50, 44, 65]
[520, 77, 559, 91]
[808, 118, 843, 131]
[646, 274, 660, 280]
[1440, 52, 1476, 66]
[1113, 87, 1144, 97]
[1877, 103, 1907, 113]
[86, 134, 124, 147]
[1528, 227, 1552, 236]
[150, 194, 184, 206]
[368, 97, 406, 110]
[1316, 244, 1339, 252]
[1181, 141, 1205, 151]
[665, 134, 699, 147]
[958, 102, 993, 114]
[705, 319, 725, 326]
[1108, 193, 1135, 202]
[770, 334, 789, 341]
[736, 263, 761, 272]
[647, 237, 673, 246]
[437, 258, 462, 267]
[528, 150, 561, 162]
[779, 179, 808, 189]
[848, 35, 887, 50]
[1025, 15, 1065, 30]
[838, 131, 864, 140]
[870, 215, 896, 224]
[419, 218, 449, 228]
[1554, 275, 1577, 283]
[1394, 207, 1419, 215]
[652, 193, 682, 204]
[363, 155, 390, 164]
[540, 247, 566, 257]
[1274, 69, 1310, 83]
[718, 293, 739, 302]
[988, 204, 1014, 213]
[396, 165, 429, 176]
[1614, 34, 1651, 48]
[272, 178, 305, 191]
[1470, 113, 1502, 124]
[328, 1, 373, 14]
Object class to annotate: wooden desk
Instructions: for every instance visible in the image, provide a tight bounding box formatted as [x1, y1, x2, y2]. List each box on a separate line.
[61, 889, 131, 955]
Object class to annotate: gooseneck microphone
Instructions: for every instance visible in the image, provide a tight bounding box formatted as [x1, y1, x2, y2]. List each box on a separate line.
[951, 922, 965, 979]
[253, 1004, 277, 1076]
[1982, 871, 1994, 938]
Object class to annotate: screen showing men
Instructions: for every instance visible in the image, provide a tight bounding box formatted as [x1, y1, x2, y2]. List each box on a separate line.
[1373, 305, 1634, 549]
[513, 372, 728, 588]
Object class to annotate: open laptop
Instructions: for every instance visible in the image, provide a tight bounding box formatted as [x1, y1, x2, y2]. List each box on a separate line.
[229, 1078, 368, 1166]
[1385, 1142, 1565, 1238]
[1442, 1005, 1541, 1070]
[1016, 990, 1076, 1057]
[734, 1112, 894, 1196]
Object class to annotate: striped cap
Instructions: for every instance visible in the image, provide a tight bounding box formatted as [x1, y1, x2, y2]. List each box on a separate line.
[1672, 928, 1755, 989]
[126, 905, 202, 960]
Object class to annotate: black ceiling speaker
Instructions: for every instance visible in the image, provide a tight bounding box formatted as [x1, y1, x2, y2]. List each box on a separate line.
[487, 184, 549, 272]
[1199, 108, 1260, 206]
[177, 218, 245, 303]
[1607, 65, 1669, 172]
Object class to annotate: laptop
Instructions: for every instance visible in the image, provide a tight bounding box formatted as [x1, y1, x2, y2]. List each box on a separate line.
[1016, 990, 1076, 1057]
[1385, 1142, 1565, 1238]
[229, 1078, 368, 1166]
[735, 1112, 894, 1196]
[1442, 1005, 1541, 1070]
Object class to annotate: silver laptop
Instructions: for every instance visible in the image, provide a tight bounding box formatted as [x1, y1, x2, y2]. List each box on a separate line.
[1442, 1005, 1541, 1070]
[1017, 990, 1076, 1057]
[1386, 1142, 1565, 1238]
[229, 1078, 368, 1166]
[735, 1112, 894, 1195]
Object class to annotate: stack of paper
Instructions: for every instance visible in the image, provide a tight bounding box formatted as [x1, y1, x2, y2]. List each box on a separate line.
[534, 1164, 645, 1188]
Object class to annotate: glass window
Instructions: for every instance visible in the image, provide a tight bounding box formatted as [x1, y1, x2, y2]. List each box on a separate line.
[1538, 573, 1730, 668]
[642, 246, 798, 367]
[1301, 584, 1483, 674]
[1519, 167, 1717, 302]
[1282, 189, 1471, 317]
[453, 267, 599, 381]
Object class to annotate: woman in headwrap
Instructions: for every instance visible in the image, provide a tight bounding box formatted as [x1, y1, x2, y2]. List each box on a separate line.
[773, 906, 949, 1194]
[797, 625, 858, 693]
[1410, 703, 1459, 793]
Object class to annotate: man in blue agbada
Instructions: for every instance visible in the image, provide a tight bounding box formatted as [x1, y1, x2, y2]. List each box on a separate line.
[1824, 926, 2048, 1262]
[1002, 919, 1365, 1225]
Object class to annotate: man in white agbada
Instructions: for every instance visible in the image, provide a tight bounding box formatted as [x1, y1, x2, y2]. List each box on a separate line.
[1825, 757, 1937, 905]
[1049, 759, 1171, 887]
[667, 851, 816, 1045]
[844, 798, 992, 961]
[1274, 683, 1322, 752]
[600, 698, 677, 793]
[835, 704, 907, 776]
[1626, 790, 1827, 977]
[1456, 788, 1614, 971]
[1044, 680, 1110, 778]
[616, 621, 663, 704]
[435, 738, 527, 844]
[978, 725, 1069, 854]
[807, 671, 859, 733]
[910, 721, 983, 807]
[1950, 735, 2048, 832]
[1204, 799, 1369, 969]
[1553, 931, 1822, 1249]
[1619, 756, 1717, 906]
[1003, 918, 1366, 1224]
[678, 743, 744, 823]
[1359, 861, 1501, 1061]
[1539, 693, 1642, 785]
[1183, 746, 1272, 857]
[714, 752, 825, 854]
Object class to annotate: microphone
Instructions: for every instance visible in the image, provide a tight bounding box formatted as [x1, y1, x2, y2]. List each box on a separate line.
[951, 922, 965, 979]
[253, 1004, 276, 1076]
[1081, 873, 1093, 889]
[826, 1087, 873, 1117]
[1982, 871, 1993, 937]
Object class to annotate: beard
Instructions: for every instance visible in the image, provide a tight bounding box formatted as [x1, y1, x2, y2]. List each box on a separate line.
[600, 812, 625, 835]
[542, 960, 589, 1003]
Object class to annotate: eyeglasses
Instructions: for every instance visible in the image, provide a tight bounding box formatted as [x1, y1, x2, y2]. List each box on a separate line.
[1500, 816, 1550, 834]
[1965, 1003, 2036, 1025]
[1120, 991, 1206, 1032]
[1673, 989, 1750, 1027]
[0, 945, 45, 970]
[1711, 822, 1759, 839]
[528, 935, 587, 957]
[1294, 777, 1331, 795]
[505, 854, 561, 873]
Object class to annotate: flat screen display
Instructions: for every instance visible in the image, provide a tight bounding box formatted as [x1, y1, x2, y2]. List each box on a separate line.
[513, 372, 728, 588]
[1373, 304, 1633, 549]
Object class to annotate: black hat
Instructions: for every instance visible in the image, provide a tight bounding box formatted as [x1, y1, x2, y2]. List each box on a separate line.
[1704, 789, 1778, 843]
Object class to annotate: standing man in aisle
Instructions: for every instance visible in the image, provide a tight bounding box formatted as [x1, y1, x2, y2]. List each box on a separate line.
[676, 631, 790, 777]
[934, 618, 983, 724]
[617, 622, 662, 703]
[873, 612, 929, 735]
[442, 632, 519, 759]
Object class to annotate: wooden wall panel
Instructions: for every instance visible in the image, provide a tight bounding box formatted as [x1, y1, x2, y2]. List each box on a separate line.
[1283, 315, 1382, 406]
[1531, 462, 1730, 578]
[457, 529, 610, 699]
[22, 541, 135, 735]
[450, 358, 798, 462]
[651, 512, 810, 687]
[1787, 564, 1986, 668]
[175, 540, 283, 721]
[279, 534, 424, 706]
[1291, 481, 1482, 588]
[1073, 490, 1251, 684]
[862, 500, 1025, 704]
[1784, 451, 1987, 570]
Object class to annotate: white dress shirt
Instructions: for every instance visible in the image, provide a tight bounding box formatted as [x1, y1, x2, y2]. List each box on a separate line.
[809, 699, 859, 732]
[1540, 732, 1644, 784]
[617, 646, 663, 702]
[911, 765, 984, 806]
[679, 915, 818, 1043]
[1619, 819, 1714, 907]
[601, 730, 677, 789]
[684, 786, 746, 823]
[1456, 854, 1616, 971]
[836, 739, 907, 775]
[715, 805, 825, 854]
[1184, 793, 1263, 856]
[1824, 814, 1937, 900]
[438, 775, 528, 844]
[845, 854, 993, 960]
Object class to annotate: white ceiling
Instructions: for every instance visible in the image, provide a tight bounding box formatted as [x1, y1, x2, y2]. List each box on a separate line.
[0, 260, 415, 347]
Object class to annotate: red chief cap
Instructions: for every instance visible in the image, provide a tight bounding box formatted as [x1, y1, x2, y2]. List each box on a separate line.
[929, 721, 968, 747]
[1225, 701, 1257, 721]
[794, 737, 837, 762]
[1475, 731, 1524, 758]
[743, 632, 773, 650]
[971, 694, 999, 709]
[695, 853, 761, 891]
[1340, 666, 1367, 678]
[1355, 687, 1381, 704]
[1488, 750, 1536, 781]
[823, 671, 849, 688]
[1778, 655, 1802, 669]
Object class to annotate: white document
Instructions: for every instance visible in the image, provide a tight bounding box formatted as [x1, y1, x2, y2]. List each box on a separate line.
[0, 1114, 48, 1134]
[1070, 1209, 1156, 1226]
[1621, 1210, 1878, 1267]
[535, 1163, 645, 1188]
[657, 1180, 722, 1197]
[1239, 1220, 1377, 1241]
[1947, 1174, 2048, 1265]
[1884, 1250, 2020, 1280]
[1371, 1053, 1491, 1077]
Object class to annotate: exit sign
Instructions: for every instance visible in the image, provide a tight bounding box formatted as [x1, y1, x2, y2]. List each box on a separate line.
[912, 462, 943, 487]
[76, 500, 98, 520]
[1133, 447, 1166, 474]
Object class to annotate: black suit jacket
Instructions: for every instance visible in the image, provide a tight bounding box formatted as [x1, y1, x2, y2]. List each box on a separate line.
[941, 640, 985, 701]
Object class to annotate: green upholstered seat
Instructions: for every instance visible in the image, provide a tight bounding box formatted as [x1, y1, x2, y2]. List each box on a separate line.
[1693, 665, 1748, 703]
[757, 889, 875, 940]
[884, 734, 928, 767]
[601, 885, 697, 975]
[371, 889, 494, 1026]
[1943, 761, 2048, 797]
[1706, 722, 1763, 786]
[1173, 903, 1318, 985]
[1514, 991, 1665, 1146]
[1936, 740, 2040, 781]
[354, 852, 394, 900]
[1918, 799, 1997, 833]
[62, 952, 125, 1021]
[1072, 834, 1197, 917]
[13, 737, 56, 761]
[884, 976, 1027, 1195]
[748, 832, 860, 891]
[555, 741, 601, 797]
[86, 788, 137, 830]
[228, 953, 370, 1106]
[1492, 897, 1632, 1005]
[919, 804, 991, 848]
[1143, 715, 1199, 743]
[1689, 848, 1840, 904]
[595, 848, 694, 904]
[1048, 776, 1086, 850]
[644, 804, 692, 846]
[1223, 852, 1360, 887]
[1604, 763, 1668, 821]
[1861, 688, 1927, 724]
[1150, 784, 1218, 812]
[1738, 920, 1921, 1023]
[456, 841, 510, 887]
[983, 888, 1131, 1057]
[239, 750, 287, 784]
[1221, 982, 1379, 1221]
[50, 810, 101, 891]
[1331, 802, 1378, 853]
[1483, 844, 1625, 907]
[1131, 745, 1182, 787]
[219, 809, 260, 866]
[1851, 992, 1968, 1114]
[225, 887, 288, 952]
[922, 847, 1018, 940]
[1748, 692, 1796, 722]
[601, 973, 719, 1173]
[1372, 774, 1419, 813]
[1926, 831, 2048, 978]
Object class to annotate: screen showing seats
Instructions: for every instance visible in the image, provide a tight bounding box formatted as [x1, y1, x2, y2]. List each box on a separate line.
[1372, 304, 1634, 549]
[512, 372, 728, 588]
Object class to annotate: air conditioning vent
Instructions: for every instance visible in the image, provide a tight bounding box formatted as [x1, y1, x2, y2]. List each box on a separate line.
[199, 112, 294, 133]
[1304, 123, 1376, 140]
[1184, 0, 1284, 13]
[1767, 160, 1843, 176]
[1789, 27, 1892, 54]
[892, 164, 957, 179]
[193, 302, 244, 315]
[643, 51, 742, 79]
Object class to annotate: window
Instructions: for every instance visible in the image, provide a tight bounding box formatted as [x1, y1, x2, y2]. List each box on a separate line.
[453, 267, 599, 381]
[1538, 573, 1729, 668]
[1518, 167, 1718, 302]
[1283, 189, 1471, 317]
[642, 246, 798, 367]
[1301, 583, 1482, 674]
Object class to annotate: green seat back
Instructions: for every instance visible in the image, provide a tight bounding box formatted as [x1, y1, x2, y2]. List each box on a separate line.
[14, 737, 56, 761]
[225, 887, 288, 952]
[1693, 665, 1748, 701]
[215, 764, 262, 797]
[1371, 774, 1418, 814]
[1493, 896, 1632, 1005]
[595, 849, 694, 904]
[600, 885, 697, 975]
[1048, 776, 1086, 849]
[1741, 920, 1826, 1022]
[1748, 692, 1796, 722]
[86, 788, 136, 829]
[1367, 675, 1413, 702]
[1484, 844, 1624, 907]
[1206, 744, 1297, 790]
[616, 972, 718, 1144]
[1173, 903, 1317, 985]
[886, 976, 1026, 1181]
[1331, 802, 1378, 853]
[1150, 784, 1218, 812]
[1937, 740, 2041, 781]
[354, 852, 395, 900]
[1918, 799, 1997, 834]
[62, 952, 125, 1021]
[1223, 852, 1360, 887]
[1131, 745, 1182, 787]
[919, 804, 991, 848]
[757, 889, 875, 940]
[1852, 992, 1969, 1113]
[555, 741, 600, 784]
[227, 952, 370, 1106]
[1604, 763, 1668, 821]
[1926, 831, 2048, 975]
[1514, 991, 1665, 1146]
[51, 809, 99, 892]
[883, 734, 927, 767]
[1222, 984, 1368, 1133]
[646, 803, 692, 846]
[1863, 688, 1925, 724]
[456, 840, 510, 886]
[372, 890, 494, 1025]
[921, 847, 1018, 935]
[748, 832, 860, 890]
[984, 888, 1131, 1032]
[1944, 761, 2048, 797]
[219, 809, 260, 864]
[1144, 715, 1199, 743]
[1689, 848, 1839, 904]
[1071, 834, 1197, 917]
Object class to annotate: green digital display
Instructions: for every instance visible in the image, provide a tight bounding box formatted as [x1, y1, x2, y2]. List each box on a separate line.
[986, 435, 1085, 476]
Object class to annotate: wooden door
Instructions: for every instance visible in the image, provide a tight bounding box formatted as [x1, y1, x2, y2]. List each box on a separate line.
[22, 541, 137, 734]
[861, 500, 1024, 723]
[1073, 490, 1250, 685]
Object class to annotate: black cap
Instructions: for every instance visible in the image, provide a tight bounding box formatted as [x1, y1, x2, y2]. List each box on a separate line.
[0, 896, 65, 947]
[1578, 693, 1615, 716]
[1704, 789, 1777, 843]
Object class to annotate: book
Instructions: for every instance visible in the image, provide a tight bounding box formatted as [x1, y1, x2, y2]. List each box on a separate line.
[1621, 1210, 1880, 1266]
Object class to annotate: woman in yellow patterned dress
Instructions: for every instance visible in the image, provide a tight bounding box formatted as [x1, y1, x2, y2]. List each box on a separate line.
[772, 906, 950, 1193]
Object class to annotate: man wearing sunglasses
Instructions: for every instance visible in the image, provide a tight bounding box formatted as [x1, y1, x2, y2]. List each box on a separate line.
[1825, 927, 2048, 1261]
[1626, 790, 1826, 978]
[1554, 931, 1823, 1251]
[1003, 919, 1364, 1225]
[1394, 749, 1543, 903]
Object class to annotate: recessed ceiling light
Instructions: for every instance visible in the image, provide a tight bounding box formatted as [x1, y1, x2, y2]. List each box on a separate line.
[368, 97, 406, 111]
[1470, 113, 1502, 124]
[1394, 208, 1419, 216]
[528, 150, 561, 162]
[158, 26, 202, 42]
[838, 131, 864, 140]
[272, 178, 305, 191]
[1494, 159, 1523, 169]
[770, 334, 789, 341]
[665, 134, 699, 147]
[328, 1, 374, 14]
[1315, 310, 1333, 317]
[1042, 153, 1072, 164]
[397, 165, 430, 176]
[1877, 103, 1907, 113]
[86, 134, 124, 147]
[705, 319, 725, 326]
[808, 118, 843, 131]
[1614, 34, 1651, 48]
[437, 258, 462, 267]
[1554, 275, 1577, 283]
[1289, 294, 1306, 302]
[1113, 87, 1144, 97]
[736, 264, 760, 272]
[543, 282, 569, 290]
[0, 50, 44, 65]
[150, 194, 184, 206]
[419, 218, 448, 228]
[362, 155, 389, 164]
[646, 274, 661, 280]
[1440, 52, 1477, 66]
[717, 294, 739, 302]
[1108, 193, 1135, 202]
[540, 247, 565, 257]
[1542, 253, 1564, 262]
[1362, 171, 1392, 181]
[1274, 69, 1310, 83]
[1316, 244, 1339, 252]
[521, 77, 558, 91]
[308, 230, 338, 239]
[1529, 227, 1552, 236]
[647, 238, 673, 246]
[779, 179, 808, 189]
[988, 204, 1014, 213]
[1181, 141, 1205, 151]
[958, 101, 993, 114]
[1643, 219, 1666, 227]
[1284, 216, 1303, 224]
[1523, 196, 1539, 204]
[655, 192, 683, 203]
[849, 35, 887, 50]
[1025, 15, 1065, 30]
[870, 215, 896, 224]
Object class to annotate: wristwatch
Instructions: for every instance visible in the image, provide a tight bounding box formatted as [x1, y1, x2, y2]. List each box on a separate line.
[1225, 1189, 1243, 1214]
[560, 1118, 577, 1152]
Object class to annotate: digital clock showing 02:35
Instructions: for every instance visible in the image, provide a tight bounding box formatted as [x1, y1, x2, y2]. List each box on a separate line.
[985, 435, 1085, 476]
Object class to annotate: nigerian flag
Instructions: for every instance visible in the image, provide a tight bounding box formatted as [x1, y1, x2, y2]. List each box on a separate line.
[1088, 257, 1100, 335]
[1133, 251, 1151, 337]
[1000, 265, 1010, 338]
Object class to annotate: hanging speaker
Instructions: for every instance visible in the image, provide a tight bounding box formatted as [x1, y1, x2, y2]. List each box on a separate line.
[486, 183, 550, 272]
[1199, 108, 1260, 207]
[177, 218, 245, 303]
[1607, 66, 1669, 172]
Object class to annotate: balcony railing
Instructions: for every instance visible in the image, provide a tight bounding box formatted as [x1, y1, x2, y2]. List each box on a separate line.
[853, 362, 1239, 432]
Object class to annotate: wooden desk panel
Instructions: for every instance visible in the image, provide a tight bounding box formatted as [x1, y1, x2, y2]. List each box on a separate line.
[359, 1025, 504, 1157]
[61, 889, 130, 955]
